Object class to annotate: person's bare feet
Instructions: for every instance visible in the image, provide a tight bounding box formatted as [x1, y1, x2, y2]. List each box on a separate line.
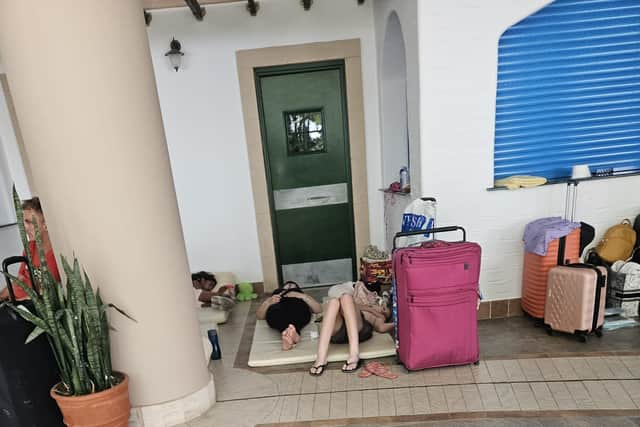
[290, 325, 300, 344]
[281, 329, 294, 350]
[309, 358, 327, 376]
[281, 324, 299, 351]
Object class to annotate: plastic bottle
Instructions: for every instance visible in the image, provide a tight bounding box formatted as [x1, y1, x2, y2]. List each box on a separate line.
[207, 329, 222, 360]
[399, 167, 409, 190]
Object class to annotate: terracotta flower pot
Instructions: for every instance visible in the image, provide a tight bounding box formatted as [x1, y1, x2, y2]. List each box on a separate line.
[50, 373, 131, 427]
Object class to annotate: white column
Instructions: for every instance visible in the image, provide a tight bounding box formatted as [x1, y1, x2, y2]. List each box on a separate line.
[0, 0, 213, 419]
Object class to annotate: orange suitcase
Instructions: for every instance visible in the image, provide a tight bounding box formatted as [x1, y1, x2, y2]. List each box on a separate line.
[521, 228, 581, 318]
[544, 264, 606, 342]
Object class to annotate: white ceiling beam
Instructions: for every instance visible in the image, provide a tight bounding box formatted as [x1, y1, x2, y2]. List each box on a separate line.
[143, 0, 239, 10]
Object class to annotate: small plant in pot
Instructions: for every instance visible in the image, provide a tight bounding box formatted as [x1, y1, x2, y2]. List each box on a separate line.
[2, 188, 134, 427]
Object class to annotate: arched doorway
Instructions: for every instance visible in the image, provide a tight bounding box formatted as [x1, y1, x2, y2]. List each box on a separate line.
[380, 11, 412, 251]
[381, 11, 409, 189]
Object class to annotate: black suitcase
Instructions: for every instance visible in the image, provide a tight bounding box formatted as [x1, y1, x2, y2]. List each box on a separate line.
[0, 256, 63, 427]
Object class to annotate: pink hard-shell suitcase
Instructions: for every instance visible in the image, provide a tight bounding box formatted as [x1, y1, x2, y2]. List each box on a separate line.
[392, 226, 481, 370]
[544, 264, 607, 342]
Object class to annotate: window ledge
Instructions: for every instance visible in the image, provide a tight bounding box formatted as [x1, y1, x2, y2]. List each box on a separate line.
[487, 169, 640, 191]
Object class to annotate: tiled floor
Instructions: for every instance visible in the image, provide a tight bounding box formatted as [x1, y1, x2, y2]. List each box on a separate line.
[185, 300, 640, 427]
[264, 415, 640, 426]
[479, 316, 640, 358]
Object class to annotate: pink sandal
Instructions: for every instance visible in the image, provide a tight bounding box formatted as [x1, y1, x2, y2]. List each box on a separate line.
[358, 361, 398, 380]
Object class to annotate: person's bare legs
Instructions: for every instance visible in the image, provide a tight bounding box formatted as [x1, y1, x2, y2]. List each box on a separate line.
[310, 298, 341, 374]
[338, 294, 363, 371]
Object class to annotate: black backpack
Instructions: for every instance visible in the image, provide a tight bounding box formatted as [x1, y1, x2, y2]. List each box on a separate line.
[631, 214, 640, 263]
[579, 221, 596, 258]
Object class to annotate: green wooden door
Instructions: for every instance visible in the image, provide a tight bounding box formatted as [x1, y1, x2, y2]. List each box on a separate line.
[256, 61, 356, 287]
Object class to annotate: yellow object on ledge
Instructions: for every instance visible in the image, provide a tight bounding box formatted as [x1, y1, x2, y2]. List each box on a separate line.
[495, 175, 547, 190]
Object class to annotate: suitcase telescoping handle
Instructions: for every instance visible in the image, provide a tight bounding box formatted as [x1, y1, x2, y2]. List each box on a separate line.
[2, 256, 37, 304]
[393, 226, 466, 251]
[564, 180, 579, 222]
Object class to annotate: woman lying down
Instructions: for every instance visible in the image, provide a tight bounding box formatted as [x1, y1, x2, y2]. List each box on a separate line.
[310, 282, 394, 376]
[256, 281, 394, 370]
[256, 281, 323, 350]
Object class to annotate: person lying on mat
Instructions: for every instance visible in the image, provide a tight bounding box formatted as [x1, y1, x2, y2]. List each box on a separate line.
[309, 282, 379, 376]
[0, 197, 60, 302]
[192, 271, 235, 311]
[359, 300, 394, 334]
[256, 281, 322, 351]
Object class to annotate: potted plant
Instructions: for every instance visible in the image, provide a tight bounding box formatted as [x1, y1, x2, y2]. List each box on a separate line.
[2, 188, 134, 427]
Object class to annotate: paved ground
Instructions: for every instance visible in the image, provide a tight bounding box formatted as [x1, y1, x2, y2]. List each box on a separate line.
[184, 298, 640, 427]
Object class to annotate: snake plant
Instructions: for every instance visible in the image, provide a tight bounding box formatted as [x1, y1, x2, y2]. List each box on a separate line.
[1, 187, 134, 396]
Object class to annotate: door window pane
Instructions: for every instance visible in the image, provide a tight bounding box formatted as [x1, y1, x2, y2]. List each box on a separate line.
[285, 109, 326, 155]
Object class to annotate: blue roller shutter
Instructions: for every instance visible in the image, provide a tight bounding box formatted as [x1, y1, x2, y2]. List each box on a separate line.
[494, 0, 640, 180]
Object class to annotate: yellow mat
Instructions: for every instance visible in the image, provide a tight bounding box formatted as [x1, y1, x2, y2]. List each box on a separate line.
[248, 319, 396, 367]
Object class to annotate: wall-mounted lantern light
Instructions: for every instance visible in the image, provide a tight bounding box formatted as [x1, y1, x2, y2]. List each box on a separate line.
[165, 38, 184, 72]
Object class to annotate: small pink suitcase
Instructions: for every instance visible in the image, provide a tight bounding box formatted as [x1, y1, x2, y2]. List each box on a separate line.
[393, 226, 481, 370]
[544, 264, 607, 342]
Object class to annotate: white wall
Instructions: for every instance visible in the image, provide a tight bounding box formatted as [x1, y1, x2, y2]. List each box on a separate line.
[417, 0, 640, 300]
[0, 73, 31, 223]
[0, 136, 15, 224]
[147, 0, 383, 283]
[0, 225, 22, 274]
[0, 69, 29, 270]
[0, 141, 21, 275]
[374, 0, 421, 199]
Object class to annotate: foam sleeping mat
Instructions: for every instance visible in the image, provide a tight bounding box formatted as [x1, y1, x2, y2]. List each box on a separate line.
[248, 319, 396, 367]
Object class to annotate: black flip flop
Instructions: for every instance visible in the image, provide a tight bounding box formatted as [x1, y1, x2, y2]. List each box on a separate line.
[309, 363, 328, 376]
[342, 358, 362, 373]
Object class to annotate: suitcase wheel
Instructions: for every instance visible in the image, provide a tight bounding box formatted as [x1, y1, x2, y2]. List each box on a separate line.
[544, 324, 553, 336]
[578, 334, 587, 343]
[595, 327, 603, 338]
[473, 360, 480, 365]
